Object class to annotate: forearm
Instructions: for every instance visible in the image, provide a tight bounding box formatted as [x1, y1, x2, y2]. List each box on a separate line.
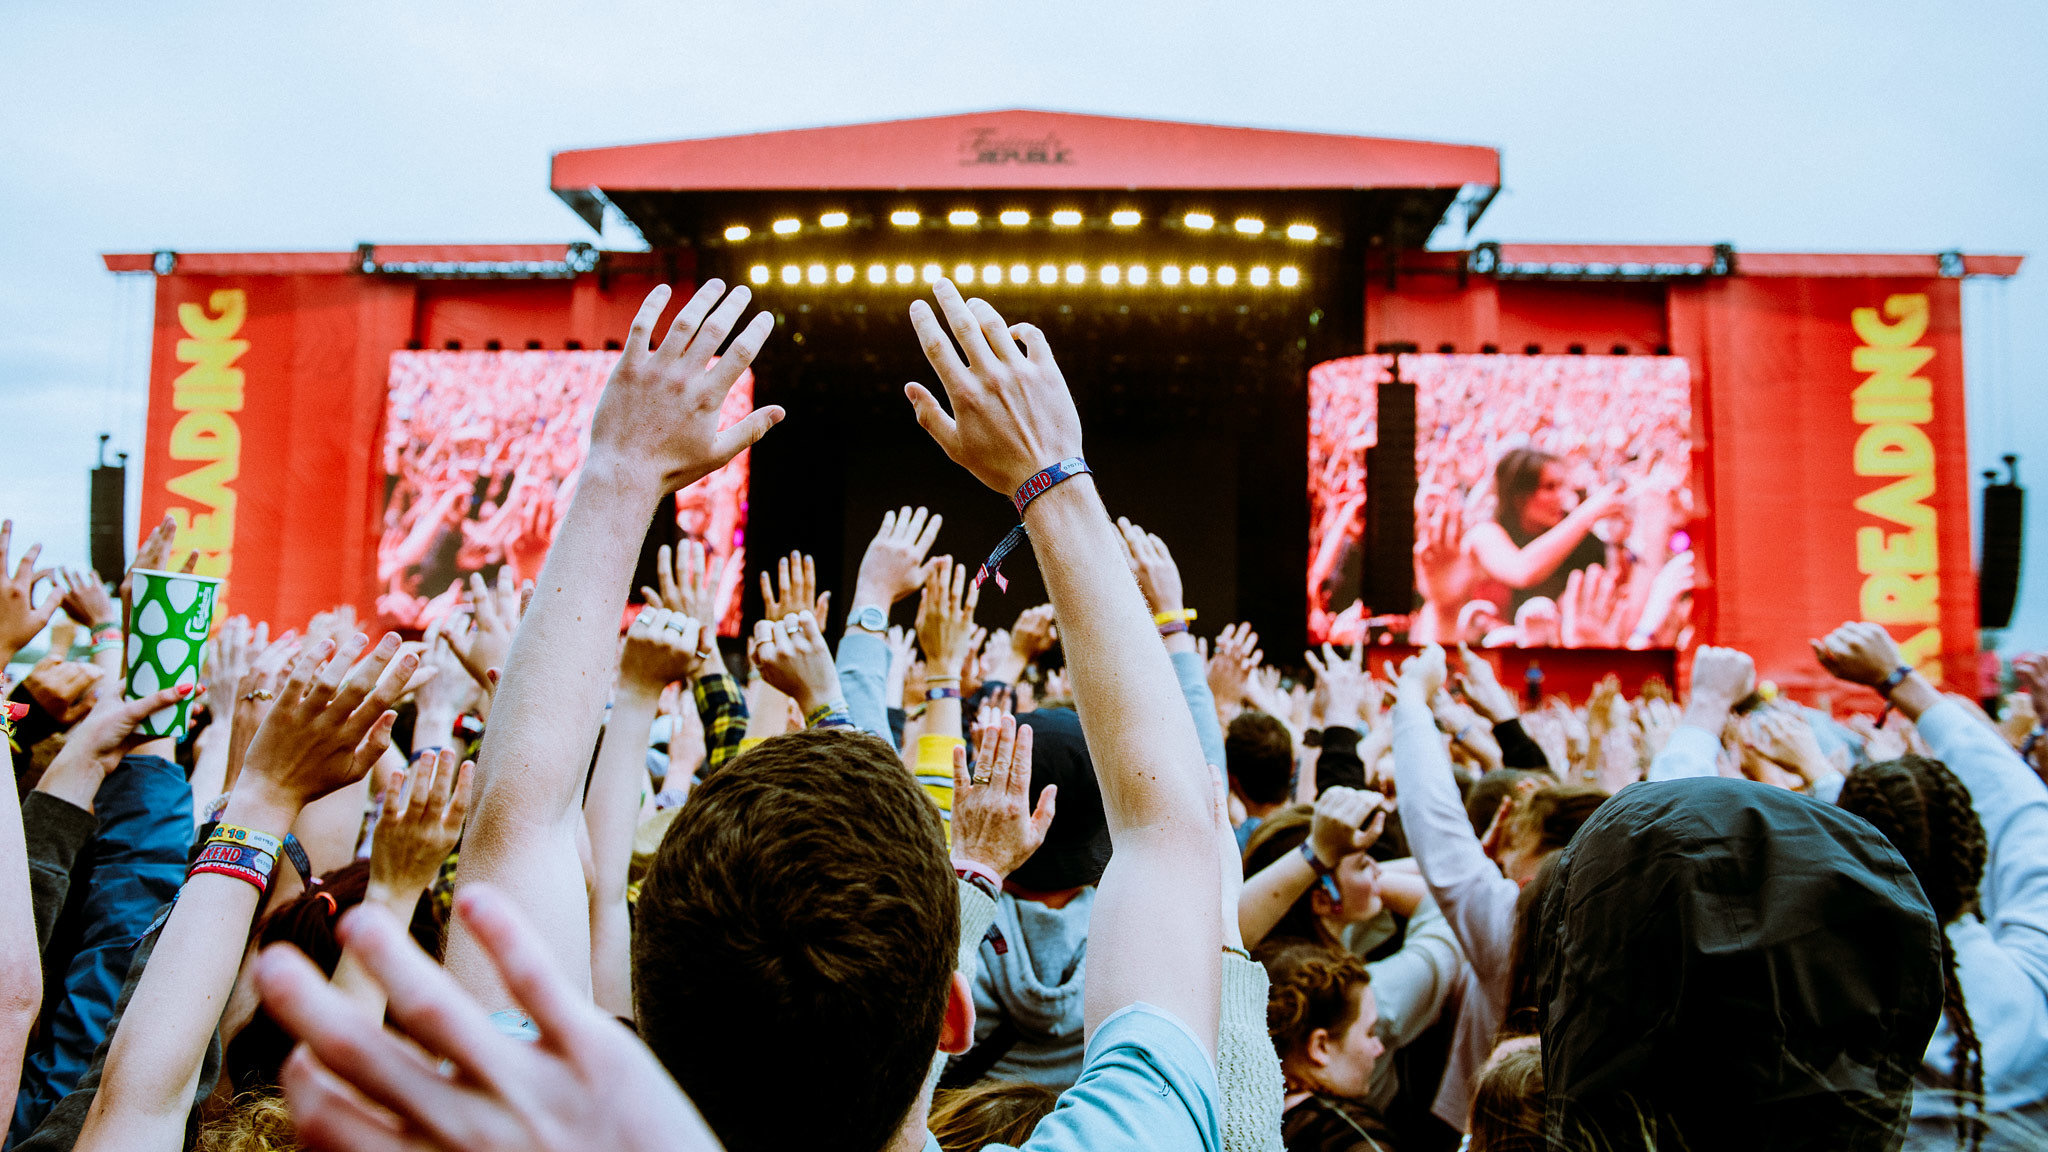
[75, 786, 297, 1151]
[587, 687, 659, 1016]
[1171, 648, 1228, 775]
[1391, 696, 1500, 899]
[411, 705, 461, 757]
[0, 776, 39, 1097]
[834, 629, 892, 741]
[1237, 852, 1315, 949]
[186, 722, 232, 830]
[1485, 515, 1594, 589]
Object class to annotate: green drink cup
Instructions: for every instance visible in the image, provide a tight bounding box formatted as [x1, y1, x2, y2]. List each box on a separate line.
[124, 568, 223, 739]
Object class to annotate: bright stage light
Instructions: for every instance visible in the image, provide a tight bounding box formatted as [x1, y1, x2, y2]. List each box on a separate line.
[835, 264, 855, 284]
[955, 263, 976, 284]
[1278, 266, 1300, 287]
[948, 209, 979, 227]
[773, 218, 801, 235]
[820, 211, 849, 228]
[1051, 210, 1082, 226]
[1249, 266, 1271, 287]
[1160, 265, 1182, 285]
[868, 264, 887, 284]
[922, 263, 942, 284]
[1216, 265, 1238, 285]
[1065, 264, 1086, 284]
[1110, 210, 1141, 227]
[724, 225, 751, 242]
[895, 264, 916, 285]
[1234, 217, 1264, 235]
[807, 264, 827, 285]
[749, 265, 769, 284]
[1009, 264, 1030, 285]
[1000, 210, 1030, 226]
[1037, 264, 1058, 285]
[1183, 212, 1214, 230]
[781, 265, 801, 284]
[1127, 265, 1149, 286]
[1286, 223, 1317, 241]
[1188, 265, 1209, 285]
[1100, 264, 1121, 285]
[891, 210, 921, 227]
[983, 263, 1003, 284]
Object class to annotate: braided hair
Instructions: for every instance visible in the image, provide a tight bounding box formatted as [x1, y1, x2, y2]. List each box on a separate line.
[1838, 754, 1988, 1150]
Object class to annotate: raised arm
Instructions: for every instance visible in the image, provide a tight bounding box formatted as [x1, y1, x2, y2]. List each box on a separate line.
[1119, 517, 1228, 773]
[906, 278, 1221, 1050]
[1646, 645, 1753, 782]
[840, 507, 944, 740]
[443, 281, 779, 1010]
[1464, 486, 1622, 591]
[75, 632, 412, 1152]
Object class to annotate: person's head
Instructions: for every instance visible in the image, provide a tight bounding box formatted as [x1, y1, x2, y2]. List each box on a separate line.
[1494, 448, 1570, 535]
[929, 1079, 1059, 1152]
[1243, 807, 1384, 947]
[1226, 710, 1294, 810]
[222, 860, 444, 1093]
[1008, 707, 1109, 893]
[1465, 769, 1540, 835]
[1495, 784, 1606, 884]
[635, 729, 968, 1152]
[1468, 1036, 1545, 1152]
[1261, 940, 1384, 1099]
[1839, 754, 1988, 1146]
[1533, 777, 1943, 1151]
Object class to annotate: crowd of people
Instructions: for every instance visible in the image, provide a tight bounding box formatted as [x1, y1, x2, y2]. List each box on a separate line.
[1, 277, 2045, 1152]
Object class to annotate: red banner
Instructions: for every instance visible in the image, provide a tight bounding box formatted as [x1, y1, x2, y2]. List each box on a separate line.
[1700, 277, 1975, 697]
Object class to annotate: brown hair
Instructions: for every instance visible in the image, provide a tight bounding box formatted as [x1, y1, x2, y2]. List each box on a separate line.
[1494, 447, 1561, 537]
[633, 728, 959, 1152]
[1510, 785, 1607, 856]
[929, 1079, 1058, 1152]
[1839, 754, 1988, 1152]
[1241, 806, 1333, 948]
[1468, 1039, 1545, 1152]
[1259, 939, 1371, 1066]
[1226, 711, 1295, 807]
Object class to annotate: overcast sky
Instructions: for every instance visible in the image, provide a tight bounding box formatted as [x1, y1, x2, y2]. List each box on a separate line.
[4, 0, 2043, 651]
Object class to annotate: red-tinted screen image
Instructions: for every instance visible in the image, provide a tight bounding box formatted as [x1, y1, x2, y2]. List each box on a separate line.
[378, 350, 752, 633]
[1309, 353, 1696, 649]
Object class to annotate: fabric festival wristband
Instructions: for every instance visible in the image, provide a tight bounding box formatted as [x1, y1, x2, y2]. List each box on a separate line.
[975, 456, 1092, 592]
[189, 860, 269, 895]
[1157, 620, 1190, 637]
[1152, 609, 1197, 626]
[195, 840, 277, 876]
[281, 834, 313, 887]
[925, 685, 962, 701]
[1875, 664, 1914, 726]
[804, 702, 853, 730]
[953, 860, 1003, 902]
[209, 824, 285, 861]
[90, 622, 121, 644]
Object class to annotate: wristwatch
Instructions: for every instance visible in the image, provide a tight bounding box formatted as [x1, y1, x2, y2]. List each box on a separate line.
[849, 604, 888, 633]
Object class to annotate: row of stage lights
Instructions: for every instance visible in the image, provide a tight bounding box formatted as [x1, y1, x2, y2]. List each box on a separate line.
[747, 261, 1303, 289]
[723, 210, 1318, 243]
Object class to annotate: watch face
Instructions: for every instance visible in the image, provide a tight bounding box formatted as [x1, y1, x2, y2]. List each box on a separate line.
[856, 606, 888, 631]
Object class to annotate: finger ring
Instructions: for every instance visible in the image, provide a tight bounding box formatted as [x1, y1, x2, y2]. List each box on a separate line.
[242, 688, 274, 702]
[971, 770, 992, 786]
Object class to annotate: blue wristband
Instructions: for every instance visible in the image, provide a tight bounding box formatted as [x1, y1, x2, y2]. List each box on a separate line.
[976, 457, 1091, 592]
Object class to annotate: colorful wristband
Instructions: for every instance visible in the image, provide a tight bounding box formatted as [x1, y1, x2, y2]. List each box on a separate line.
[1157, 620, 1190, 637]
[188, 860, 270, 894]
[953, 859, 1004, 902]
[974, 457, 1092, 592]
[925, 685, 962, 701]
[209, 823, 285, 860]
[1152, 608, 1197, 626]
[804, 702, 853, 730]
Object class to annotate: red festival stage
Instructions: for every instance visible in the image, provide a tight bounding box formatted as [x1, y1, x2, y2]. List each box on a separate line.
[106, 110, 2023, 701]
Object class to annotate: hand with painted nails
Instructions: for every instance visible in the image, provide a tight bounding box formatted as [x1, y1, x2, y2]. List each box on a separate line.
[33, 681, 199, 813]
[905, 279, 1083, 496]
[238, 633, 416, 815]
[589, 280, 783, 495]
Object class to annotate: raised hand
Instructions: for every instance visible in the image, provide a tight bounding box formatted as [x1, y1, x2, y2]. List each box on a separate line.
[445, 568, 527, 692]
[644, 540, 725, 630]
[224, 630, 301, 794]
[1395, 643, 1449, 705]
[33, 681, 198, 811]
[1308, 785, 1388, 868]
[202, 616, 263, 726]
[0, 520, 60, 661]
[1560, 562, 1625, 648]
[1454, 643, 1519, 723]
[237, 633, 415, 819]
[2013, 653, 2048, 726]
[852, 506, 943, 611]
[413, 619, 483, 722]
[915, 557, 981, 681]
[1627, 549, 1696, 650]
[1810, 621, 1907, 689]
[1304, 640, 1369, 729]
[759, 550, 828, 625]
[620, 609, 707, 693]
[257, 887, 723, 1152]
[1412, 490, 1469, 610]
[589, 281, 781, 494]
[1207, 623, 1261, 714]
[1011, 604, 1059, 661]
[951, 713, 1053, 880]
[748, 610, 840, 718]
[1743, 708, 1832, 789]
[1116, 517, 1185, 617]
[20, 656, 104, 725]
[119, 514, 194, 632]
[905, 279, 1083, 495]
[368, 749, 473, 907]
[58, 568, 118, 630]
[1687, 645, 1757, 711]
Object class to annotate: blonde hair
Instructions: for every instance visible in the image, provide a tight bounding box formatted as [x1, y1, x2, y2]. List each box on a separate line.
[198, 1092, 298, 1152]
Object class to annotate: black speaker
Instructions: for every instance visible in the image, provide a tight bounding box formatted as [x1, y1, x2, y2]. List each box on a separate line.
[1980, 455, 2024, 629]
[1362, 351, 1418, 616]
[90, 434, 128, 586]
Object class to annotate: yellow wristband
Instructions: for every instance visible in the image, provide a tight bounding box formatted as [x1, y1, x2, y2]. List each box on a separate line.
[1152, 608, 1196, 626]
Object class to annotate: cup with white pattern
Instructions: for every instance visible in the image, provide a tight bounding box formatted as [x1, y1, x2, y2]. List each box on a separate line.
[123, 568, 223, 738]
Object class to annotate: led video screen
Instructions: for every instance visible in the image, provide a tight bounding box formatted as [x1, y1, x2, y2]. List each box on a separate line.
[1309, 353, 1696, 648]
[378, 350, 752, 633]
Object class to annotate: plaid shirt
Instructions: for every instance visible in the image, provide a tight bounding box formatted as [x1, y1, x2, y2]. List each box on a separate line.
[693, 669, 749, 779]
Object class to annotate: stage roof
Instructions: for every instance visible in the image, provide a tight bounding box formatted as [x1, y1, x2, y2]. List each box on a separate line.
[551, 109, 1502, 195]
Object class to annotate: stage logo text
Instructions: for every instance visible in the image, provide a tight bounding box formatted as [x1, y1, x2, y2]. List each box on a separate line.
[1849, 292, 1940, 674]
[165, 288, 245, 609]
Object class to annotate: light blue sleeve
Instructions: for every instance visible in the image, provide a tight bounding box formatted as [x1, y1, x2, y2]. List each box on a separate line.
[834, 629, 893, 743]
[1002, 1005, 1222, 1152]
[1172, 649, 1228, 773]
[1647, 725, 1721, 781]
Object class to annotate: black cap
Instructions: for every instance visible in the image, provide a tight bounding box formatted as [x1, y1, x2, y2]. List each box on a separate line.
[1006, 707, 1110, 892]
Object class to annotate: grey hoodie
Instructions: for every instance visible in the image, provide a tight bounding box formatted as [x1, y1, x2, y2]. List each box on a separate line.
[970, 887, 1095, 1089]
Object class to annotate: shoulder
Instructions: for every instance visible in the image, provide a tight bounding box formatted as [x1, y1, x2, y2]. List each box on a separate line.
[1014, 1005, 1221, 1152]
